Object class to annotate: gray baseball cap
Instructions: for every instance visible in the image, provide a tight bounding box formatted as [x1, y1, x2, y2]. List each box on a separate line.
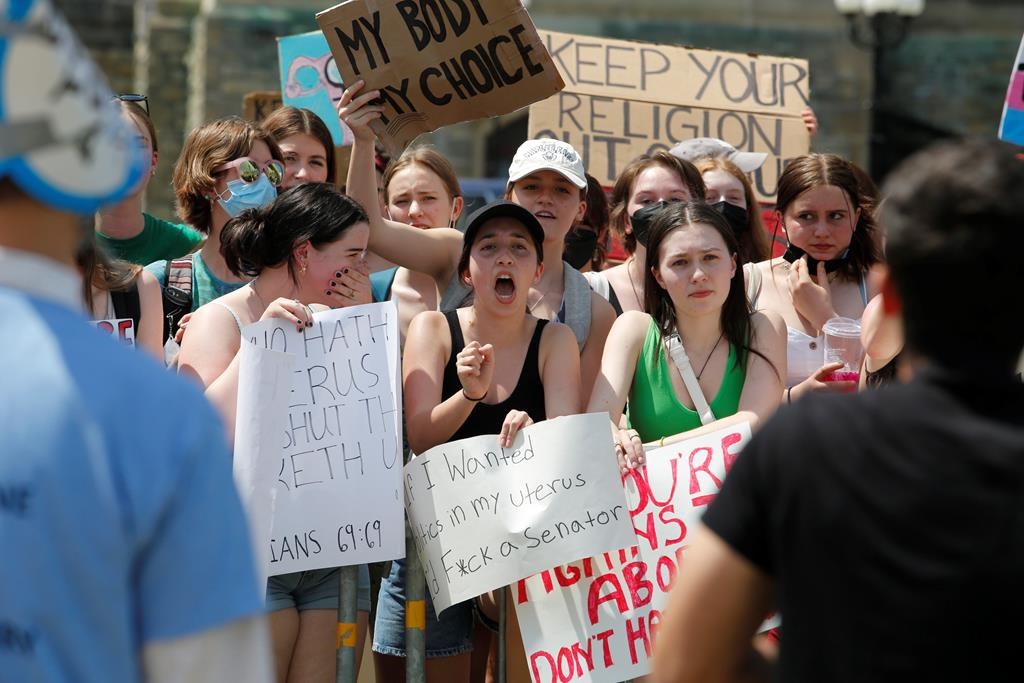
[669, 137, 768, 173]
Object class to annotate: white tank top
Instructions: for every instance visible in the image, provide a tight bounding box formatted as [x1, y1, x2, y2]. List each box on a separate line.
[787, 327, 823, 388]
[745, 262, 869, 388]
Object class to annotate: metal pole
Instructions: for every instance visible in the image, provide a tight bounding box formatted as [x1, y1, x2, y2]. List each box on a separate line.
[336, 565, 359, 683]
[405, 523, 427, 683]
[497, 585, 507, 683]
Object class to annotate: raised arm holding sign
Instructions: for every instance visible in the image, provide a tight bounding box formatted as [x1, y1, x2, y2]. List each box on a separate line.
[317, 0, 564, 154]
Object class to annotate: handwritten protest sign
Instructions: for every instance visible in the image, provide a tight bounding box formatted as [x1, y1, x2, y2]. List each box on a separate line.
[316, 0, 564, 155]
[233, 302, 403, 578]
[243, 91, 283, 124]
[278, 30, 354, 146]
[91, 318, 135, 347]
[528, 31, 810, 202]
[998, 34, 1024, 146]
[404, 413, 635, 613]
[514, 422, 752, 683]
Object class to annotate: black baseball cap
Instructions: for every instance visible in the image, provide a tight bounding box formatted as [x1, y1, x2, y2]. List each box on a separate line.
[462, 201, 545, 263]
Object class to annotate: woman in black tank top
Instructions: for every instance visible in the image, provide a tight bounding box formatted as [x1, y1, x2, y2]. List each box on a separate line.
[403, 201, 581, 455]
[402, 202, 581, 683]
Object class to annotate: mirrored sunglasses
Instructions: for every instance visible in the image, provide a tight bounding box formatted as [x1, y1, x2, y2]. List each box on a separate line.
[216, 157, 284, 187]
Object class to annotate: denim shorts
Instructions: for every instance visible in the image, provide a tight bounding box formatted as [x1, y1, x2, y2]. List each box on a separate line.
[266, 565, 371, 613]
[372, 557, 473, 658]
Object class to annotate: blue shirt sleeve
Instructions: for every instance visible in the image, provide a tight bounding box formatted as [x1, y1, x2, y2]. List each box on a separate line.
[145, 259, 168, 288]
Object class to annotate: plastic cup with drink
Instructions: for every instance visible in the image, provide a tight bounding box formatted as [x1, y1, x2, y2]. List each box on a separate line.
[822, 317, 863, 389]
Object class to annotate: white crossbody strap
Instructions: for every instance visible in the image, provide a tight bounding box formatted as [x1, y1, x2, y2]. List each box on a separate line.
[664, 332, 716, 426]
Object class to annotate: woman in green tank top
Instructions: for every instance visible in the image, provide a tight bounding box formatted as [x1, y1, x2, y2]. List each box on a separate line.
[587, 201, 787, 473]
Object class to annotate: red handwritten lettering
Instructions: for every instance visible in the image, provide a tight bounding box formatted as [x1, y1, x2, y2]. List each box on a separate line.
[688, 446, 722, 507]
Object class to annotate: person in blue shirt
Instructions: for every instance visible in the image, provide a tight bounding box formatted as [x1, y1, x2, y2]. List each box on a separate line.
[0, 2, 272, 681]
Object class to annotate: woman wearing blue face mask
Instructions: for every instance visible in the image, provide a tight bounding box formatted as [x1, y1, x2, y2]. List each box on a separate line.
[145, 117, 284, 349]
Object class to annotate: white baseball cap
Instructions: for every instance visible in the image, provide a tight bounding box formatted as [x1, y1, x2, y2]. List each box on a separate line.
[508, 139, 587, 189]
[669, 137, 768, 173]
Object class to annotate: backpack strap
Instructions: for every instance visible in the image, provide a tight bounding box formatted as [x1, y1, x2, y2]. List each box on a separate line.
[561, 263, 592, 351]
[166, 256, 194, 292]
[109, 282, 141, 332]
[161, 255, 195, 343]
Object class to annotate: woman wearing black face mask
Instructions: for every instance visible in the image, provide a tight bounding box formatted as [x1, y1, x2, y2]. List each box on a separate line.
[696, 157, 771, 265]
[563, 173, 609, 272]
[585, 152, 705, 315]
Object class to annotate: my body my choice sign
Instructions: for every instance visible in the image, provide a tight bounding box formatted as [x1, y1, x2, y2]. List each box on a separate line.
[317, 0, 564, 155]
[528, 31, 811, 202]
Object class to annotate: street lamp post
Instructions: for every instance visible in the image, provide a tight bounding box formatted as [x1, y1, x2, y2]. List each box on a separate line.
[835, 0, 925, 180]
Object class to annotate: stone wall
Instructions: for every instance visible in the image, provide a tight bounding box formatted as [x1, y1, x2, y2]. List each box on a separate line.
[57, 0, 1024, 217]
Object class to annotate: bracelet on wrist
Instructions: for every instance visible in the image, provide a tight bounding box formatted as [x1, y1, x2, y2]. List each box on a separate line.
[462, 388, 487, 402]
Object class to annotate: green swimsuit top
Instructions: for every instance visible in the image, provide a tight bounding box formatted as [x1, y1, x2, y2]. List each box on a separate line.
[627, 319, 746, 443]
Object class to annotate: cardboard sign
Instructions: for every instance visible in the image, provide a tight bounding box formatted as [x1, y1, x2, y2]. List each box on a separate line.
[528, 31, 811, 202]
[243, 91, 283, 124]
[278, 30, 355, 146]
[91, 318, 136, 347]
[515, 423, 752, 683]
[233, 302, 404, 578]
[998, 34, 1024, 146]
[404, 413, 635, 614]
[316, 0, 564, 155]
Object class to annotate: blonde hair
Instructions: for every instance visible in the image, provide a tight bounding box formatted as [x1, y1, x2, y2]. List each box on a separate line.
[382, 147, 461, 203]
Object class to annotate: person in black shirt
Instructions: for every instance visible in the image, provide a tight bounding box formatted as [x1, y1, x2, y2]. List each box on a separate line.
[652, 138, 1024, 683]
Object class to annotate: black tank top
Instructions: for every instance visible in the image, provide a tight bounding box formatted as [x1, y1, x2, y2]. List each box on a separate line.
[441, 310, 548, 442]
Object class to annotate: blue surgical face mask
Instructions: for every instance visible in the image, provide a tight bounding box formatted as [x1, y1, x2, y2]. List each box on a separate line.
[217, 174, 278, 217]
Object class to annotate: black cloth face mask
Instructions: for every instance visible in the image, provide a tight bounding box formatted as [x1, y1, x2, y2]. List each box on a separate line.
[631, 200, 678, 248]
[563, 227, 598, 270]
[782, 243, 851, 274]
[710, 200, 749, 236]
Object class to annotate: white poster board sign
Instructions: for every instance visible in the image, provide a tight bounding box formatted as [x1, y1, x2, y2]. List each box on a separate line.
[404, 413, 636, 613]
[514, 422, 753, 683]
[233, 302, 404, 577]
[91, 317, 135, 346]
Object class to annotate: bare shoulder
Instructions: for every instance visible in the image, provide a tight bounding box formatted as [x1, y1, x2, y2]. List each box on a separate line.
[406, 310, 451, 350]
[539, 318, 578, 350]
[610, 309, 653, 346]
[751, 309, 786, 339]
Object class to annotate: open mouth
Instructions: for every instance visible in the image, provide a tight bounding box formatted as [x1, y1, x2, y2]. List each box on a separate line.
[494, 274, 516, 303]
[534, 210, 556, 220]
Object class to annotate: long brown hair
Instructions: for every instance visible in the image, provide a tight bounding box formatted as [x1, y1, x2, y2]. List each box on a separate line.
[260, 106, 336, 185]
[609, 152, 706, 254]
[775, 153, 881, 280]
[76, 238, 142, 316]
[696, 157, 770, 264]
[643, 201, 776, 376]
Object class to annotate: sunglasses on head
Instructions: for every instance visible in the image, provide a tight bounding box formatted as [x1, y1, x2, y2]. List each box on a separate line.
[215, 157, 285, 187]
[116, 93, 149, 115]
